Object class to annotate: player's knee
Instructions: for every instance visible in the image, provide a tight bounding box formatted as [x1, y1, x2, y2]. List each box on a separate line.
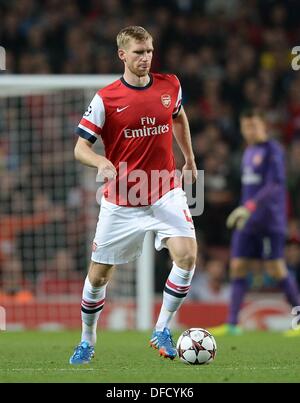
[230, 259, 247, 279]
[265, 260, 287, 280]
[88, 261, 114, 287]
[174, 252, 196, 270]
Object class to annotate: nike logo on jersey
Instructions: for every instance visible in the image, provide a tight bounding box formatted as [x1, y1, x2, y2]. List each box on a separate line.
[117, 106, 130, 113]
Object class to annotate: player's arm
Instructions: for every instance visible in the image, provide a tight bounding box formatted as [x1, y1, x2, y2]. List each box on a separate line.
[74, 137, 116, 180]
[75, 92, 116, 180]
[173, 107, 197, 184]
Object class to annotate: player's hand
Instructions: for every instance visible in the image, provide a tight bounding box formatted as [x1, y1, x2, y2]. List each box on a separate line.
[182, 159, 198, 185]
[226, 206, 251, 230]
[96, 157, 117, 183]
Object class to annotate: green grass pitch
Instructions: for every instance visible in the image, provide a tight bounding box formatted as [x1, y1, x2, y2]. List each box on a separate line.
[0, 330, 299, 383]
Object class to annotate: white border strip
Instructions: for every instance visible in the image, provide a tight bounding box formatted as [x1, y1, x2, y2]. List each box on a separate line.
[0, 74, 119, 88]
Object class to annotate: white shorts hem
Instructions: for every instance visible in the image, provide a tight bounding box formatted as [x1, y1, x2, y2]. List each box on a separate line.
[91, 253, 142, 265]
[155, 233, 196, 251]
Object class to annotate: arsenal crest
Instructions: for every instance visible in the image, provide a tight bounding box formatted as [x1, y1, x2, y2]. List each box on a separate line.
[161, 94, 171, 108]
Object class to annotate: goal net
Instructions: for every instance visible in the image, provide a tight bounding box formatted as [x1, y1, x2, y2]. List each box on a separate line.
[0, 75, 154, 331]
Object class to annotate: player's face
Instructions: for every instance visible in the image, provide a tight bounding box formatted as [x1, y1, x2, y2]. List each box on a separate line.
[240, 116, 266, 144]
[120, 38, 153, 77]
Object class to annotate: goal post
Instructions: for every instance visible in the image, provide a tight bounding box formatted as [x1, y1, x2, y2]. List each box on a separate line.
[0, 74, 119, 91]
[0, 74, 154, 331]
[137, 232, 155, 330]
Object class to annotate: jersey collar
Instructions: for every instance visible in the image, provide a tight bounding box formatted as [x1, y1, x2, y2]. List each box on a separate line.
[120, 74, 153, 90]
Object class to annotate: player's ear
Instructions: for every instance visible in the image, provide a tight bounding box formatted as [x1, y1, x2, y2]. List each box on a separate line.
[118, 49, 126, 63]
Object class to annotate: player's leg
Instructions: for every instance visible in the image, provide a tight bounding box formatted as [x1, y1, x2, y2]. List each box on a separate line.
[226, 258, 250, 331]
[209, 257, 251, 336]
[155, 236, 197, 330]
[70, 261, 115, 364]
[151, 236, 197, 358]
[227, 232, 264, 332]
[264, 258, 300, 336]
[265, 258, 300, 307]
[261, 233, 300, 336]
[209, 230, 262, 335]
[265, 259, 300, 307]
[70, 198, 146, 364]
[262, 232, 300, 308]
[149, 188, 197, 358]
[81, 261, 115, 346]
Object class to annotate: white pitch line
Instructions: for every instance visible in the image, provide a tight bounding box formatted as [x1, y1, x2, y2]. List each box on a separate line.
[216, 367, 290, 370]
[0, 367, 293, 372]
[0, 368, 96, 372]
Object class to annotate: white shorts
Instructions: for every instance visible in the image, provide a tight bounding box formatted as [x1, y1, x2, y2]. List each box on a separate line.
[91, 188, 196, 265]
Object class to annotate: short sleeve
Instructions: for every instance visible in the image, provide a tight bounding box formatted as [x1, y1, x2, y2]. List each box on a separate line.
[172, 77, 182, 118]
[76, 93, 105, 143]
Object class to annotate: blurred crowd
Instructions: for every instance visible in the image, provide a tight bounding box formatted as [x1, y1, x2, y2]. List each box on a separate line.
[1, 0, 300, 301]
[0, 92, 88, 301]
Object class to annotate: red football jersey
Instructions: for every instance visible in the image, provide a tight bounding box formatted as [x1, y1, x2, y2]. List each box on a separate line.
[76, 73, 182, 206]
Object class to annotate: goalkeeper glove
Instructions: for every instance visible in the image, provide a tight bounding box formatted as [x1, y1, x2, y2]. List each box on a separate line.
[226, 201, 256, 230]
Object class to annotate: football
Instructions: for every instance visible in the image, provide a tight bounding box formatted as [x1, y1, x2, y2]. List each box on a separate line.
[176, 328, 217, 365]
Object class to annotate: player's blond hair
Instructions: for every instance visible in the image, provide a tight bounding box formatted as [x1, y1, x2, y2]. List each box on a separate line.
[117, 26, 153, 49]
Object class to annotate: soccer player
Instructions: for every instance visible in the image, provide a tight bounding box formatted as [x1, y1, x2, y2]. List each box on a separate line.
[69, 26, 198, 364]
[211, 108, 300, 336]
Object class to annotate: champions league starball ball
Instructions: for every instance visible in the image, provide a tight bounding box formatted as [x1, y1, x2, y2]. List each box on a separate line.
[176, 328, 217, 365]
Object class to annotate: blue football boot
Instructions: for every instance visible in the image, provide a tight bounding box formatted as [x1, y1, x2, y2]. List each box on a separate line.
[150, 328, 177, 359]
[69, 341, 95, 365]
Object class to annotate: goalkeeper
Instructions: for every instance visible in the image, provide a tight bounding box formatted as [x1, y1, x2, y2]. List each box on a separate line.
[211, 108, 300, 336]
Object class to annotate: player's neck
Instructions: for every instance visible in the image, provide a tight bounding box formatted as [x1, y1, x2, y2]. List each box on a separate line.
[247, 132, 268, 145]
[122, 70, 150, 88]
[255, 133, 268, 144]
